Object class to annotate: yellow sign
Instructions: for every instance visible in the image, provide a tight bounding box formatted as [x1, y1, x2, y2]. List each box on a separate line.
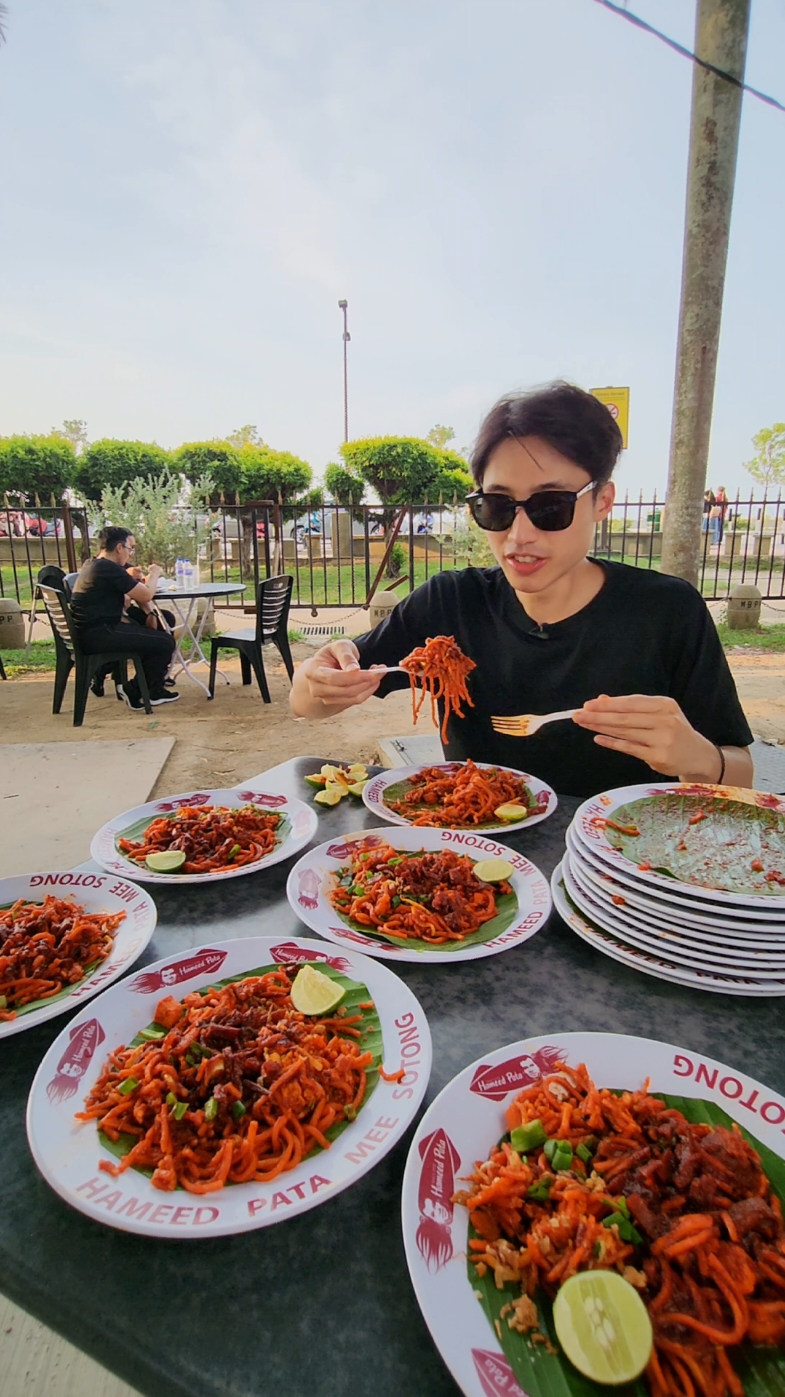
[590, 386, 629, 449]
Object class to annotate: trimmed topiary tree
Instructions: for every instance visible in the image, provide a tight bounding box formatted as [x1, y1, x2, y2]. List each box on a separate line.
[0, 434, 75, 503]
[171, 441, 243, 504]
[73, 439, 171, 502]
[238, 446, 312, 503]
[336, 436, 472, 506]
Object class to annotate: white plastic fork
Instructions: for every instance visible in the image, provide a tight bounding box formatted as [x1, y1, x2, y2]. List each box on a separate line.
[491, 708, 578, 738]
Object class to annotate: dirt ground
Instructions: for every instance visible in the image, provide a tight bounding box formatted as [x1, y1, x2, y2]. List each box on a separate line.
[0, 642, 438, 795]
[1, 643, 783, 796]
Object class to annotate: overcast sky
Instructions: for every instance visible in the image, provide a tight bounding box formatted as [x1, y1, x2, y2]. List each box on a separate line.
[1, 0, 783, 495]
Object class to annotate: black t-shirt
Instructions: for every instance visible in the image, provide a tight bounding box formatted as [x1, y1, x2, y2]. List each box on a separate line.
[70, 558, 137, 630]
[355, 561, 753, 798]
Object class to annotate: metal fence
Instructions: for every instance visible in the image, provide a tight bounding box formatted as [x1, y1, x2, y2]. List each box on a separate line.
[3, 492, 784, 617]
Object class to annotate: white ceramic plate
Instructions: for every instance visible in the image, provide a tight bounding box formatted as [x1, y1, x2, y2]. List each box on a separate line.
[286, 826, 552, 964]
[401, 1030, 785, 1397]
[563, 854, 785, 963]
[553, 864, 785, 996]
[362, 762, 557, 835]
[572, 782, 785, 910]
[567, 825, 785, 928]
[91, 785, 319, 885]
[561, 855, 785, 977]
[0, 871, 156, 1040]
[27, 936, 431, 1237]
[565, 826, 785, 936]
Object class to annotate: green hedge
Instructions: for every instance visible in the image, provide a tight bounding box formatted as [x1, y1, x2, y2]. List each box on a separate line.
[0, 434, 75, 503]
[73, 440, 172, 501]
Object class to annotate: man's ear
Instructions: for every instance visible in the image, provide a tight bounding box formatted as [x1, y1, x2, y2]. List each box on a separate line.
[594, 481, 616, 521]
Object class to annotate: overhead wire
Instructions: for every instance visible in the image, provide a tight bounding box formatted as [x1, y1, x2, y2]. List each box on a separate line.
[590, 0, 785, 115]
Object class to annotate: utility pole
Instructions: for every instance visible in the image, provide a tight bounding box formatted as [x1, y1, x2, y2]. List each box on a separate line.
[338, 299, 350, 443]
[661, 0, 750, 585]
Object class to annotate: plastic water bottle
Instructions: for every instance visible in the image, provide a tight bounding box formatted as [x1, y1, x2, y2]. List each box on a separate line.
[184, 559, 193, 588]
[175, 557, 185, 589]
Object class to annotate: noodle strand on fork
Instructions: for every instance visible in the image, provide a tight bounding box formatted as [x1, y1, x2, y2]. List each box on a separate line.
[400, 636, 476, 742]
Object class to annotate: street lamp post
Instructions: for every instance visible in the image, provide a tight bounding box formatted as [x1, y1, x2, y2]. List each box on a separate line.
[338, 299, 350, 443]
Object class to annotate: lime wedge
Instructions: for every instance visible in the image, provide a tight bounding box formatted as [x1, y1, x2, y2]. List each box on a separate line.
[145, 850, 186, 873]
[494, 803, 530, 822]
[314, 787, 343, 806]
[304, 774, 326, 788]
[473, 858, 514, 882]
[291, 964, 346, 1016]
[553, 1271, 653, 1386]
[348, 781, 369, 796]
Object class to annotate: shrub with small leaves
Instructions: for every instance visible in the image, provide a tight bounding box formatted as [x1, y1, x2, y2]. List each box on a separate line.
[88, 469, 215, 572]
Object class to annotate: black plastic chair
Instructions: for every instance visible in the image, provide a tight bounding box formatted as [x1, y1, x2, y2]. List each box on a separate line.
[38, 585, 152, 726]
[208, 574, 294, 703]
[0, 653, 6, 680]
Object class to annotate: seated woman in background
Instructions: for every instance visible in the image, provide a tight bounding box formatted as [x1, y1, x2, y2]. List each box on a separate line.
[70, 526, 178, 710]
[289, 382, 753, 798]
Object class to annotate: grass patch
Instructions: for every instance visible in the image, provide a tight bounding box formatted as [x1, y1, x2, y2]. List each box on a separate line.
[717, 622, 785, 652]
[287, 629, 304, 643]
[1, 640, 57, 676]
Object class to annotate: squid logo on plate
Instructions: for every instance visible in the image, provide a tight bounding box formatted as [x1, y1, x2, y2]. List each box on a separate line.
[415, 1127, 461, 1272]
[296, 869, 320, 909]
[326, 834, 385, 860]
[46, 1019, 106, 1103]
[470, 1044, 566, 1101]
[472, 1350, 526, 1397]
[155, 793, 211, 812]
[130, 949, 228, 994]
[269, 942, 351, 973]
[236, 790, 287, 808]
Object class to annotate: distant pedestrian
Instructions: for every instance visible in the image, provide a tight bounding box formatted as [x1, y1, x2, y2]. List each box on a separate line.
[702, 489, 716, 545]
[715, 487, 729, 543]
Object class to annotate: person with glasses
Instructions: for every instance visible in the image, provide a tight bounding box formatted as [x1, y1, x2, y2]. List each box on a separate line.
[290, 383, 752, 797]
[70, 526, 178, 709]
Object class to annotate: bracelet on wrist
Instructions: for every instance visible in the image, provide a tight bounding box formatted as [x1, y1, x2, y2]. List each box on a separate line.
[714, 744, 726, 785]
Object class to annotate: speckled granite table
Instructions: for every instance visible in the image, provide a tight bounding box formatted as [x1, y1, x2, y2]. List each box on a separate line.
[2, 756, 784, 1397]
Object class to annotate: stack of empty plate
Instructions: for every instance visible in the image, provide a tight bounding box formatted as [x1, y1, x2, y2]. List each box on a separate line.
[552, 781, 785, 995]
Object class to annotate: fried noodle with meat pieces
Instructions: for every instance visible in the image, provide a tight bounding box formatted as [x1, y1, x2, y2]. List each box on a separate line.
[400, 635, 476, 742]
[329, 842, 512, 944]
[0, 897, 125, 1021]
[386, 758, 538, 829]
[118, 804, 282, 874]
[77, 970, 374, 1192]
[455, 1061, 785, 1397]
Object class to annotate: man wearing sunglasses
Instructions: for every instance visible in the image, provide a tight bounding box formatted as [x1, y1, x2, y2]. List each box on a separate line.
[290, 382, 752, 797]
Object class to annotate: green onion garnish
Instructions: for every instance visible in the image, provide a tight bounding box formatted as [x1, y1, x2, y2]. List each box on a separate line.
[510, 1120, 547, 1154]
[204, 1096, 218, 1121]
[117, 1077, 139, 1095]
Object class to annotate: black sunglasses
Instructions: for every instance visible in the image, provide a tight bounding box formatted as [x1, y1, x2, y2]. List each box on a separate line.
[466, 482, 594, 533]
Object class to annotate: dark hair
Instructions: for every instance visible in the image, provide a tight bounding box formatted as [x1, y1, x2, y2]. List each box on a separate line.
[98, 525, 133, 552]
[471, 381, 623, 488]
